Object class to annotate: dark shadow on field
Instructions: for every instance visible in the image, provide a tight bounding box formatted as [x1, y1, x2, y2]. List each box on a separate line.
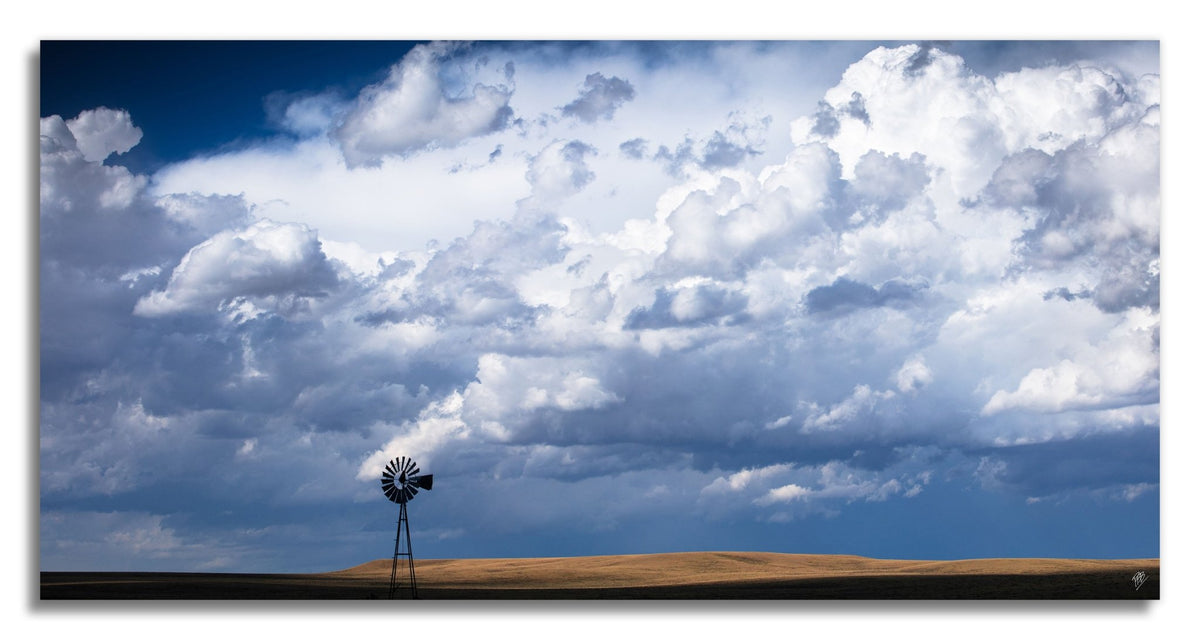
[41, 568, 1159, 601]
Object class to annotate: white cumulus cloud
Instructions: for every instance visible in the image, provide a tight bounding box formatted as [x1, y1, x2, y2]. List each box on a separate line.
[134, 220, 340, 318]
[65, 107, 143, 163]
[333, 43, 514, 167]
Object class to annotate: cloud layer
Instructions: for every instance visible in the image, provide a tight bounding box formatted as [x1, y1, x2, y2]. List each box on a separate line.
[40, 42, 1159, 571]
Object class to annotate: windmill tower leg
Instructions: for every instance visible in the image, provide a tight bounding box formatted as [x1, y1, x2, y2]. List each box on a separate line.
[404, 501, 418, 599]
[388, 503, 402, 598]
[388, 500, 418, 599]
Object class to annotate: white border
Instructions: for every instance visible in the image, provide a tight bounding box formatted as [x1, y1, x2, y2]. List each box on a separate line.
[7, 1, 1194, 637]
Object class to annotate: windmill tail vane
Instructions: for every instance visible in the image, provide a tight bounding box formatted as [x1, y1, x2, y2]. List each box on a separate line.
[380, 455, 433, 599]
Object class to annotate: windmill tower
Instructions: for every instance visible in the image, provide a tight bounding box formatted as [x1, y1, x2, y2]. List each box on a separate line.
[380, 456, 434, 599]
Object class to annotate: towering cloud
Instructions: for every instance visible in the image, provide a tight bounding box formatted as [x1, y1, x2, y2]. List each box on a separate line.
[333, 43, 515, 167]
[133, 220, 342, 319]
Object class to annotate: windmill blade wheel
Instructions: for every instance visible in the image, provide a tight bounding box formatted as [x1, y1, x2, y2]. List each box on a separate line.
[380, 457, 434, 504]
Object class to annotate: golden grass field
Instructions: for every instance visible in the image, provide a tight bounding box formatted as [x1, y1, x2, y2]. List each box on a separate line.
[41, 551, 1159, 599]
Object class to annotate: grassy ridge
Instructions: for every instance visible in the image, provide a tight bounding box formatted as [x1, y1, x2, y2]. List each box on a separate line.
[42, 551, 1160, 599]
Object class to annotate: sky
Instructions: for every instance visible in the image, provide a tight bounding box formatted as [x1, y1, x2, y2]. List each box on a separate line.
[38, 39, 1161, 573]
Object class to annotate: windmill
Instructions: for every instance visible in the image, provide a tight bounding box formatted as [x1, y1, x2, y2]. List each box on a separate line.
[380, 455, 433, 599]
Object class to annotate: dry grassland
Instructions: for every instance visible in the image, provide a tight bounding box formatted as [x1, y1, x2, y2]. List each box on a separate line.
[41, 551, 1159, 599]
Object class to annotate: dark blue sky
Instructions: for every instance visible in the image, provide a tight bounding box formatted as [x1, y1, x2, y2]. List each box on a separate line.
[39, 40, 1160, 572]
